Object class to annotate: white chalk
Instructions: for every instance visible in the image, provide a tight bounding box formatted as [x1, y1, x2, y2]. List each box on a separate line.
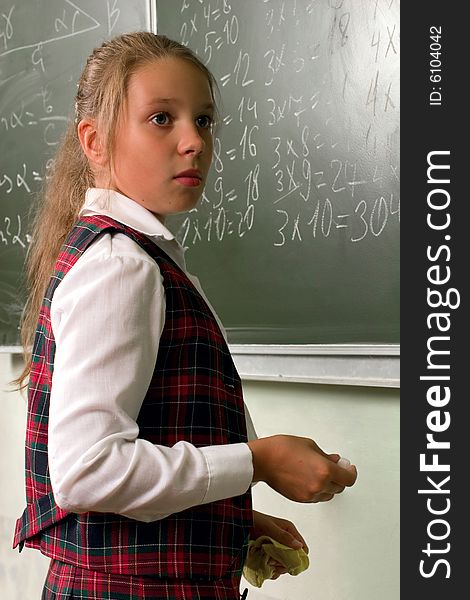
[337, 457, 351, 469]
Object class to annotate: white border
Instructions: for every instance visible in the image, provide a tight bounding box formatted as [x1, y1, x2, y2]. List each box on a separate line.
[1, 347, 22, 354]
[230, 344, 400, 388]
[148, 0, 157, 33]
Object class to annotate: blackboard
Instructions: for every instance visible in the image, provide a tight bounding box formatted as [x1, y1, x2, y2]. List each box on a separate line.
[1, 0, 399, 348]
[160, 0, 400, 345]
[0, 0, 150, 347]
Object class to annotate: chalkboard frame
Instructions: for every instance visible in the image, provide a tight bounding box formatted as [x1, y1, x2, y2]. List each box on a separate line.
[230, 344, 399, 388]
[1, 2, 400, 388]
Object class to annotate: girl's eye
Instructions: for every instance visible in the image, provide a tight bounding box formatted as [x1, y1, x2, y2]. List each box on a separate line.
[152, 112, 171, 125]
[196, 115, 213, 129]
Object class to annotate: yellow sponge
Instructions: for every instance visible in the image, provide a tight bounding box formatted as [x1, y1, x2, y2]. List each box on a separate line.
[243, 535, 310, 588]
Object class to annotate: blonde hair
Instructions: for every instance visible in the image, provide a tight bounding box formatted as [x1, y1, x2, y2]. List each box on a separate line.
[13, 32, 219, 389]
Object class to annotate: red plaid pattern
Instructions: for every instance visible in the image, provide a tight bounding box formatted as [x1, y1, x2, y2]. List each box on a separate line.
[14, 215, 252, 581]
[42, 559, 244, 599]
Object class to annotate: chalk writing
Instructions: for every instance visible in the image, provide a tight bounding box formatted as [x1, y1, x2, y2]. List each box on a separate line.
[0, 1, 100, 59]
[0, 5, 14, 51]
[0, 214, 31, 248]
[0, 1, 148, 344]
[165, 0, 399, 252]
[107, 0, 120, 36]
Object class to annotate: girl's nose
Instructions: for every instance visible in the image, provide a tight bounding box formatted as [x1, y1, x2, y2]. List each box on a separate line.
[178, 123, 205, 156]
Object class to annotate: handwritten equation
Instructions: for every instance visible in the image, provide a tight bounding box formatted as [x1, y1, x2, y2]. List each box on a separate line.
[167, 0, 400, 250]
[0, 1, 146, 250]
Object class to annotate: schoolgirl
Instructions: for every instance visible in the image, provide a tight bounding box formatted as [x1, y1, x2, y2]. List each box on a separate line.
[13, 32, 356, 599]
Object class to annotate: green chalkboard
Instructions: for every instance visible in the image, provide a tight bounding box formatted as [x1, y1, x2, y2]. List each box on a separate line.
[160, 0, 400, 344]
[0, 0, 149, 346]
[1, 0, 400, 348]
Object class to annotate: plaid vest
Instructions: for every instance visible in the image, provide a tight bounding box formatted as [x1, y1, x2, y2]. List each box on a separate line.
[13, 215, 253, 579]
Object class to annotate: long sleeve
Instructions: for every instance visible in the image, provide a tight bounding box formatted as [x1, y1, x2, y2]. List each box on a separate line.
[48, 232, 253, 523]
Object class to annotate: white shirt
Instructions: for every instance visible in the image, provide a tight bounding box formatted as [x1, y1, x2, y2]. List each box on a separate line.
[48, 188, 255, 523]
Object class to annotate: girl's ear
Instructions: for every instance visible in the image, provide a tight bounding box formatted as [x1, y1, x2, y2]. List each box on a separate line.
[77, 118, 107, 167]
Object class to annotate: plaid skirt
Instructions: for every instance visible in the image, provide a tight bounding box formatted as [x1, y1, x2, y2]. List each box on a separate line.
[42, 559, 249, 600]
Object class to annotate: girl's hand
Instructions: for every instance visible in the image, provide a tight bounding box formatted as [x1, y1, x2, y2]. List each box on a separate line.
[251, 510, 308, 580]
[252, 510, 308, 552]
[247, 434, 357, 503]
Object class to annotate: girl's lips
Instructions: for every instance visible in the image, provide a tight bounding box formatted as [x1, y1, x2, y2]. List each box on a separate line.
[173, 169, 203, 187]
[174, 176, 202, 187]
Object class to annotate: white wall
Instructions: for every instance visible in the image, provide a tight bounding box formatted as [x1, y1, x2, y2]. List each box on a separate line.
[0, 353, 50, 599]
[240, 380, 399, 600]
[1, 353, 399, 599]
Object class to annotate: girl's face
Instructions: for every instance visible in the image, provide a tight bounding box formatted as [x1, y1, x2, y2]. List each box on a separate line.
[108, 57, 215, 221]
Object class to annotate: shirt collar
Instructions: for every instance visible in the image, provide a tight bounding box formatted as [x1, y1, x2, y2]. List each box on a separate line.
[80, 188, 175, 241]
